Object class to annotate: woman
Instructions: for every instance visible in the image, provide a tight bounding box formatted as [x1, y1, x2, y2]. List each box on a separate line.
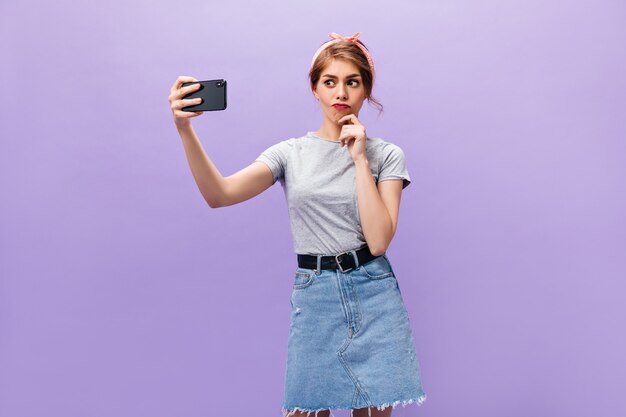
[168, 32, 427, 417]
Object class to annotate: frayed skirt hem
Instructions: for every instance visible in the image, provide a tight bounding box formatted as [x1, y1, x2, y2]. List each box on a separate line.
[281, 393, 427, 417]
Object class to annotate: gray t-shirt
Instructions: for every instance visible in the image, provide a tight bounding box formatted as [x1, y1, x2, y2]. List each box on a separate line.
[255, 131, 411, 255]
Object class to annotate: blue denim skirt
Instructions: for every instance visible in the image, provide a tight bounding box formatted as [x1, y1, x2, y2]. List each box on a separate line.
[282, 252, 427, 417]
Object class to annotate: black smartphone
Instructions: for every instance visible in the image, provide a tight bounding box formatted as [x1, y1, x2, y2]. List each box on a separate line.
[181, 79, 227, 112]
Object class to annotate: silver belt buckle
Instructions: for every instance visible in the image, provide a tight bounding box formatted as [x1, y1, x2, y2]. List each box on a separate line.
[335, 252, 353, 272]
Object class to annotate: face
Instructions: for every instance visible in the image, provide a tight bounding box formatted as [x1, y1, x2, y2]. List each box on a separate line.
[313, 59, 367, 123]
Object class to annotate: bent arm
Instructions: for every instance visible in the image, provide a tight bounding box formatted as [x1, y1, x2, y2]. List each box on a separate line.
[177, 124, 274, 208]
[354, 157, 403, 256]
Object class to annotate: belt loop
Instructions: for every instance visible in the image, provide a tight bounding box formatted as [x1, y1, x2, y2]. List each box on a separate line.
[351, 249, 360, 268]
[316, 255, 322, 275]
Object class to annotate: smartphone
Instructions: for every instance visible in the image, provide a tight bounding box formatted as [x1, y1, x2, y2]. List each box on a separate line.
[181, 79, 227, 112]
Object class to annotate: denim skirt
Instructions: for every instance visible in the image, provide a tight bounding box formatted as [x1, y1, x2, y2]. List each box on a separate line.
[281, 253, 427, 417]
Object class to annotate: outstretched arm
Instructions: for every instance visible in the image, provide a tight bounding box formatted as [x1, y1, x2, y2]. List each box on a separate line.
[176, 124, 274, 208]
[170, 76, 274, 208]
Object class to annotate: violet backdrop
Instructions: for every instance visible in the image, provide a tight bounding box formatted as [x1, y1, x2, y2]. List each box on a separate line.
[1, 1, 625, 416]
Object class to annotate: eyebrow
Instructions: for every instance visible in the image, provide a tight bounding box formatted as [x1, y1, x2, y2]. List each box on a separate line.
[322, 73, 361, 79]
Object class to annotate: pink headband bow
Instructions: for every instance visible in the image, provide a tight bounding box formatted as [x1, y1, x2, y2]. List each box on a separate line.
[310, 32, 376, 92]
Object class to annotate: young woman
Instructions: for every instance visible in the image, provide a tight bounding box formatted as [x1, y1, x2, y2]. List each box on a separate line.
[168, 32, 427, 417]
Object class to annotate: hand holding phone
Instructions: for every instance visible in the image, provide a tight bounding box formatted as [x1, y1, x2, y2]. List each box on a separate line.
[169, 76, 204, 128]
[181, 79, 227, 112]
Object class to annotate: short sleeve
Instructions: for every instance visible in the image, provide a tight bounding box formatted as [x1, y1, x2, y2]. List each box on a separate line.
[255, 140, 289, 185]
[378, 143, 411, 189]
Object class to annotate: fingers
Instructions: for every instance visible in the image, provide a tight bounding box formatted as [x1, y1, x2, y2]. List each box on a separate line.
[338, 122, 366, 147]
[173, 108, 204, 120]
[339, 136, 357, 148]
[170, 75, 198, 94]
[170, 92, 203, 111]
[338, 132, 356, 147]
[168, 76, 201, 109]
[339, 125, 363, 138]
[171, 97, 204, 116]
[168, 76, 202, 110]
[169, 75, 205, 123]
[338, 113, 361, 125]
[169, 82, 202, 104]
[178, 82, 202, 100]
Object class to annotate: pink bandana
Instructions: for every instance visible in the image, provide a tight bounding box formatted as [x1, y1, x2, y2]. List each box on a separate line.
[309, 32, 375, 92]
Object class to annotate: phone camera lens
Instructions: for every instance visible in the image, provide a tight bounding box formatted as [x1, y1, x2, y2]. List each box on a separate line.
[216, 81, 223, 87]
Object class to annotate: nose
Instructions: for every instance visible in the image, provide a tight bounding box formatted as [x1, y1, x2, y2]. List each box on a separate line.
[336, 83, 348, 100]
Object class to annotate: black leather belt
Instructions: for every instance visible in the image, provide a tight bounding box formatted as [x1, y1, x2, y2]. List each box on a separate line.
[297, 245, 379, 272]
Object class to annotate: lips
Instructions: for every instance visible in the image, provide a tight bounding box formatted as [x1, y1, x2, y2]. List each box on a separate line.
[333, 104, 350, 109]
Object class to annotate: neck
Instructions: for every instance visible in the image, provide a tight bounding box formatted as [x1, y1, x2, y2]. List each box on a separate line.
[315, 114, 353, 140]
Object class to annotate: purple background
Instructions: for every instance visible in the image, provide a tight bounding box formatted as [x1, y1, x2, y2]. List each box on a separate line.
[1, 1, 625, 416]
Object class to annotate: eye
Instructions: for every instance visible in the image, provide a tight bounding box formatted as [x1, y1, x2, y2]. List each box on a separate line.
[323, 79, 359, 87]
